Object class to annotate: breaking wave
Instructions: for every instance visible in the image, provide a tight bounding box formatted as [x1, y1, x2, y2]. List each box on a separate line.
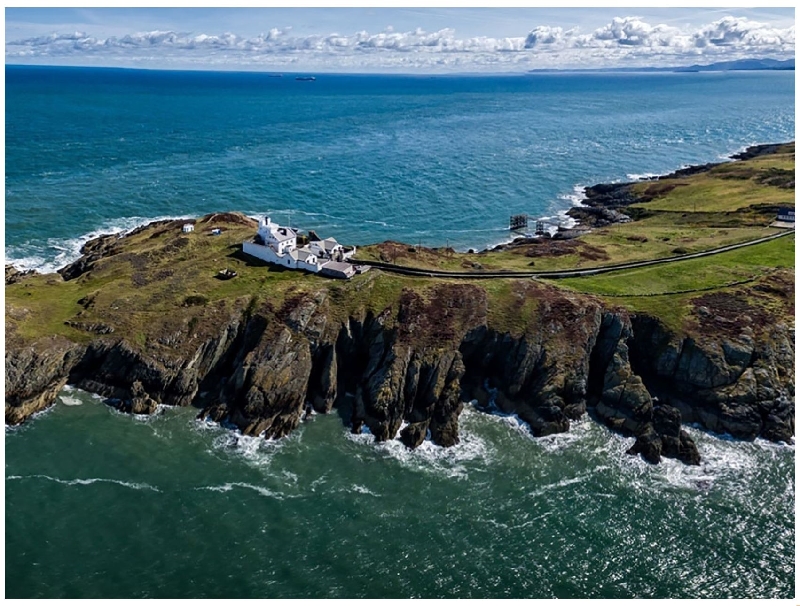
[6, 474, 161, 492]
[344, 413, 493, 480]
[194, 482, 290, 500]
[5, 213, 194, 274]
[195, 415, 298, 470]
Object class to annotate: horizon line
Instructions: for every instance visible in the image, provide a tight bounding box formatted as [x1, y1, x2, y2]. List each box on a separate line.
[5, 56, 794, 78]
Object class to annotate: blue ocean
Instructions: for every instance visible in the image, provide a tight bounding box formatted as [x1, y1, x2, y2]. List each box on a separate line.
[5, 66, 795, 271]
[4, 66, 796, 599]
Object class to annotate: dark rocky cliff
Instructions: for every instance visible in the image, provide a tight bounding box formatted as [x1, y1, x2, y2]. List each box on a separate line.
[6, 276, 794, 465]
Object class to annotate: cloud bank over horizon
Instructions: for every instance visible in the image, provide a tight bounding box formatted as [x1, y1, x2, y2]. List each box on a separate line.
[6, 15, 795, 72]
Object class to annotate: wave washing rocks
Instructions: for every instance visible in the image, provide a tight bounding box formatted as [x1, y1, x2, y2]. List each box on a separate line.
[6, 230, 794, 466]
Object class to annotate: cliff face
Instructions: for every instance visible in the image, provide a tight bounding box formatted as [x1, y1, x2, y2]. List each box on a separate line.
[5, 336, 86, 425]
[6, 273, 793, 465]
[629, 315, 795, 444]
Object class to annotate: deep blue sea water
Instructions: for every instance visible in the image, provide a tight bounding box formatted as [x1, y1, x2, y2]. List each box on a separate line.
[4, 66, 796, 599]
[5, 66, 796, 271]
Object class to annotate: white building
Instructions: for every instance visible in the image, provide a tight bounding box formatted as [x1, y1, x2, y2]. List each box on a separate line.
[242, 215, 357, 278]
[309, 237, 344, 261]
[257, 216, 298, 255]
[182, 223, 195, 233]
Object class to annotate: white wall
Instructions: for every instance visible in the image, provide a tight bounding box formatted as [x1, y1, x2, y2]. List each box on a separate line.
[243, 241, 323, 273]
[297, 259, 323, 273]
[243, 241, 294, 268]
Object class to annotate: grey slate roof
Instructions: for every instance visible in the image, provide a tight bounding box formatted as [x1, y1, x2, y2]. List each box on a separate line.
[320, 261, 355, 278]
[270, 226, 297, 242]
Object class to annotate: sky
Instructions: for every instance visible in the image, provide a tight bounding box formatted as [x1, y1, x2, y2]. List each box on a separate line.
[4, 7, 796, 73]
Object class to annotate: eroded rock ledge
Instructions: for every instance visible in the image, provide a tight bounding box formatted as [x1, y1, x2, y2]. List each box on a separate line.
[6, 277, 794, 465]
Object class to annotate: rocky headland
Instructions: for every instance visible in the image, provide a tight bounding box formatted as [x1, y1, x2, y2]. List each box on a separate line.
[565, 142, 795, 231]
[5, 145, 796, 466]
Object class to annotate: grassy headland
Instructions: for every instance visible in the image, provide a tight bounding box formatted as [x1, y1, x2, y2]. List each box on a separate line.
[6, 143, 795, 344]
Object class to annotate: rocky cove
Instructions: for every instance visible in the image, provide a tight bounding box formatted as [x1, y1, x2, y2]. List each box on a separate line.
[5, 214, 794, 466]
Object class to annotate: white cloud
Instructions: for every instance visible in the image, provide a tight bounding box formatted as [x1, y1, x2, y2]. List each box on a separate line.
[692, 16, 795, 49]
[5, 16, 795, 72]
[587, 17, 681, 47]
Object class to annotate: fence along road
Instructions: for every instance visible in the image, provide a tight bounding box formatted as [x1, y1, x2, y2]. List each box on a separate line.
[351, 230, 794, 280]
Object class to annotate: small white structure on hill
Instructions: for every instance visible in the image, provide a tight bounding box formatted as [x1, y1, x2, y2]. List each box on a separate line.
[182, 223, 195, 233]
[242, 215, 357, 278]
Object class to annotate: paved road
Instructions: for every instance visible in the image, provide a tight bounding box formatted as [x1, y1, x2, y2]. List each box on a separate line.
[352, 229, 794, 280]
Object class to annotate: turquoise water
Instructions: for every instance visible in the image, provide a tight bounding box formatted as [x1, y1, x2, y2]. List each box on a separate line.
[5, 389, 794, 598]
[4, 66, 796, 598]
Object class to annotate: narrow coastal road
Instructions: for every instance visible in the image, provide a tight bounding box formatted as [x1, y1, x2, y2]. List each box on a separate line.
[352, 229, 794, 280]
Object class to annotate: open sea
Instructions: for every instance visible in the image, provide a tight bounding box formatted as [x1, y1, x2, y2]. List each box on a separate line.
[4, 66, 796, 598]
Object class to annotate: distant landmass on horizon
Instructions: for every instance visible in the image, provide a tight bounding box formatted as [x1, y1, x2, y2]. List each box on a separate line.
[529, 57, 794, 74]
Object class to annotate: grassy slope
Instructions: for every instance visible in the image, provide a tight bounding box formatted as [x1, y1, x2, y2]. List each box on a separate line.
[554, 235, 794, 331]
[6, 219, 417, 346]
[629, 145, 795, 213]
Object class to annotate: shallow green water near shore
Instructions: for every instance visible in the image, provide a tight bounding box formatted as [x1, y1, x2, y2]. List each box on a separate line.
[5, 388, 794, 598]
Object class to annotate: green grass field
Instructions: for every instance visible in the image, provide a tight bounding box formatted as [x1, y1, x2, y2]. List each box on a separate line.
[553, 234, 794, 330]
[629, 144, 795, 213]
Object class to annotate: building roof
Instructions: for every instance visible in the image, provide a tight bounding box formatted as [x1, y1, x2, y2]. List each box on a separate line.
[268, 226, 297, 242]
[320, 261, 355, 277]
[321, 237, 340, 251]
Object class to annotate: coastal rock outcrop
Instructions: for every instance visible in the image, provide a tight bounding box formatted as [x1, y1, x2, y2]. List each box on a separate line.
[5, 336, 86, 424]
[5, 265, 38, 285]
[588, 313, 699, 464]
[629, 313, 795, 444]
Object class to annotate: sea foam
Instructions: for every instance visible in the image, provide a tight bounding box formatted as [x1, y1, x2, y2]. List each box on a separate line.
[5, 213, 194, 274]
[344, 413, 493, 480]
[6, 474, 161, 492]
[196, 415, 299, 471]
[194, 482, 289, 500]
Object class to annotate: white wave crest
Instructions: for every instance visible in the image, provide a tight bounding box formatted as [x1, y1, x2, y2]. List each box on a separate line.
[626, 172, 660, 181]
[58, 393, 84, 407]
[464, 403, 594, 454]
[344, 416, 492, 480]
[6, 474, 161, 492]
[194, 482, 288, 499]
[557, 183, 588, 207]
[598, 422, 794, 495]
[536, 418, 595, 453]
[350, 484, 381, 497]
[6, 213, 194, 274]
[131, 403, 171, 422]
[196, 416, 296, 470]
[528, 474, 588, 498]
